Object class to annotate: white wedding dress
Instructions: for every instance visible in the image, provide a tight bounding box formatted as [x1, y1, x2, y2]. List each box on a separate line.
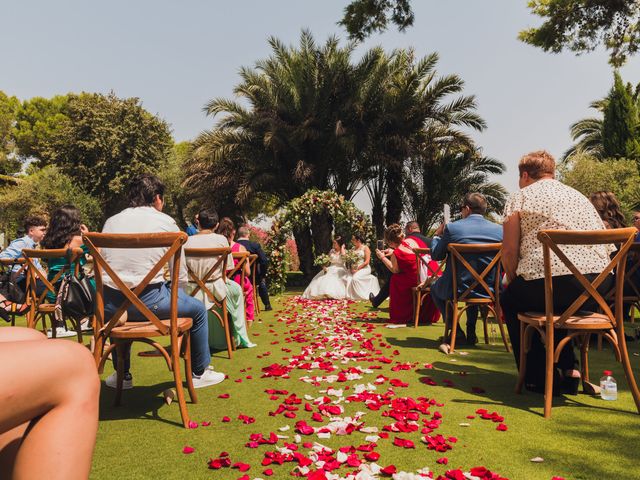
[302, 250, 348, 300]
[346, 247, 380, 300]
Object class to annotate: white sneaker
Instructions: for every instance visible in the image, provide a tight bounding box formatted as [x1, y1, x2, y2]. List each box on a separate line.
[80, 318, 92, 332]
[46, 326, 76, 338]
[192, 369, 225, 389]
[104, 371, 134, 390]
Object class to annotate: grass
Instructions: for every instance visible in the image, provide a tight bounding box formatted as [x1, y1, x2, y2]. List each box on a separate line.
[10, 291, 640, 479]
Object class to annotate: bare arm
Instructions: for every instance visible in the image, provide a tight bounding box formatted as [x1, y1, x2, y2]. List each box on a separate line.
[359, 246, 371, 270]
[502, 212, 521, 284]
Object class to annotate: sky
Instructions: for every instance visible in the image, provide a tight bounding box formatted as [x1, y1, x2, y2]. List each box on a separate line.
[3, 0, 640, 213]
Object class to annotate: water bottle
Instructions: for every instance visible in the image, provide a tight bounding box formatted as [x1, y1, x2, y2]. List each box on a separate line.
[600, 370, 617, 401]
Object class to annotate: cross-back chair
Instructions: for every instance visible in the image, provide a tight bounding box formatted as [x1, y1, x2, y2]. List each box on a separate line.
[184, 247, 234, 359]
[22, 247, 86, 342]
[247, 253, 260, 315]
[444, 243, 510, 354]
[83, 231, 196, 428]
[516, 227, 640, 418]
[0, 258, 29, 326]
[230, 251, 251, 324]
[411, 248, 444, 328]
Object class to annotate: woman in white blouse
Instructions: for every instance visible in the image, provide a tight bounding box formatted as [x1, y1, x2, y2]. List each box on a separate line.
[501, 150, 612, 394]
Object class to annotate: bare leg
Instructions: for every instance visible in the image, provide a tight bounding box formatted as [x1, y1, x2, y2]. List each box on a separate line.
[0, 328, 99, 480]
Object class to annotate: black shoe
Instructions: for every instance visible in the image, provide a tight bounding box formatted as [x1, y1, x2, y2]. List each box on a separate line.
[369, 293, 378, 308]
[264, 305, 273, 311]
[466, 333, 479, 346]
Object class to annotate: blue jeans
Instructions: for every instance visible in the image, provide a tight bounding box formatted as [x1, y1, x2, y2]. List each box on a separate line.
[104, 283, 211, 376]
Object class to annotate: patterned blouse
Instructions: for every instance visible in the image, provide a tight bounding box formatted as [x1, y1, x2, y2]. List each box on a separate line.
[503, 179, 611, 281]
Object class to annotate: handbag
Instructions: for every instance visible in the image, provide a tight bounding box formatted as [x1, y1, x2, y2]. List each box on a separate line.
[54, 250, 95, 322]
[0, 267, 26, 304]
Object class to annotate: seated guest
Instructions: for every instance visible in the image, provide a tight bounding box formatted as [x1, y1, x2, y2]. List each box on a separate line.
[430, 193, 503, 346]
[236, 225, 272, 311]
[633, 211, 640, 241]
[405, 221, 432, 248]
[185, 209, 255, 349]
[185, 214, 198, 236]
[589, 191, 627, 229]
[0, 326, 99, 479]
[0, 215, 48, 298]
[370, 221, 433, 309]
[101, 174, 224, 390]
[501, 151, 612, 393]
[40, 205, 94, 338]
[217, 218, 255, 324]
[375, 224, 429, 324]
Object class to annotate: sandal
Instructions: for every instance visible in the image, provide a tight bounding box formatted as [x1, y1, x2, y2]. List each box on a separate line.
[0, 300, 29, 316]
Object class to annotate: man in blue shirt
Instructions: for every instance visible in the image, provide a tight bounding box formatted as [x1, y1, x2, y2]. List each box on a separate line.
[430, 193, 503, 346]
[1, 215, 48, 292]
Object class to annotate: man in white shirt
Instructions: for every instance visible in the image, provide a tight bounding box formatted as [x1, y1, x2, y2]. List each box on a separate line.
[101, 174, 224, 390]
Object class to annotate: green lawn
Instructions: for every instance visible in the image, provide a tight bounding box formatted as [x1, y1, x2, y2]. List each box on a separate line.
[14, 291, 640, 479]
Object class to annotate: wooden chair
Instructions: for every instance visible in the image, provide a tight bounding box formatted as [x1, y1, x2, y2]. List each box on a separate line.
[516, 228, 640, 418]
[184, 247, 234, 359]
[22, 247, 86, 342]
[0, 258, 29, 326]
[411, 248, 444, 328]
[83, 232, 196, 428]
[444, 243, 510, 354]
[230, 251, 251, 323]
[247, 253, 260, 315]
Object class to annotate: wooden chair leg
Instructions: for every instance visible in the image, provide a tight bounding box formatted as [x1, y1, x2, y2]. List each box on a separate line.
[222, 302, 233, 358]
[495, 305, 510, 353]
[580, 334, 591, 387]
[515, 322, 527, 394]
[597, 333, 603, 351]
[618, 335, 640, 414]
[413, 291, 421, 328]
[481, 306, 490, 344]
[450, 303, 459, 354]
[182, 333, 197, 403]
[171, 345, 190, 428]
[544, 328, 554, 419]
[115, 342, 125, 407]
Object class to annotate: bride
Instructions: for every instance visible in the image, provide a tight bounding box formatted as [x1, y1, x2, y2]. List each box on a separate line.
[302, 237, 348, 300]
[346, 233, 380, 300]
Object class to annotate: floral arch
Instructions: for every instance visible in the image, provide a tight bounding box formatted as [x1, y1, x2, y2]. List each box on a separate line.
[266, 189, 375, 294]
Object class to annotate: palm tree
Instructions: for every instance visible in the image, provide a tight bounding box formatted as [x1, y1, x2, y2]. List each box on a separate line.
[562, 99, 606, 161]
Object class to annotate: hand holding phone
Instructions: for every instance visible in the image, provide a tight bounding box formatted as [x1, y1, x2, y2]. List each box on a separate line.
[376, 240, 384, 250]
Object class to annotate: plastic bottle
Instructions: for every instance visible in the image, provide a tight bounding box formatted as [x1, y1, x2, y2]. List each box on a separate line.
[600, 370, 617, 401]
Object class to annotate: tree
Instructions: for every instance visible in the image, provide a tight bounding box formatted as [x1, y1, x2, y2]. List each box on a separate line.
[559, 154, 640, 216]
[25, 92, 173, 217]
[563, 99, 606, 161]
[0, 165, 101, 238]
[160, 141, 194, 229]
[520, 1, 640, 67]
[0, 91, 20, 175]
[340, 0, 414, 41]
[13, 94, 70, 162]
[602, 72, 640, 161]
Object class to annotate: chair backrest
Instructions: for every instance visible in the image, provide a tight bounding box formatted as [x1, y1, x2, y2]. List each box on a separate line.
[247, 253, 258, 285]
[447, 243, 502, 303]
[613, 243, 640, 302]
[184, 247, 231, 304]
[0, 257, 28, 277]
[412, 247, 443, 284]
[229, 251, 249, 285]
[537, 227, 636, 326]
[82, 232, 187, 337]
[21, 248, 84, 306]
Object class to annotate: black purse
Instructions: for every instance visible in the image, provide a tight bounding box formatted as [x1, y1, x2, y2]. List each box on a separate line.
[55, 250, 95, 322]
[0, 267, 26, 304]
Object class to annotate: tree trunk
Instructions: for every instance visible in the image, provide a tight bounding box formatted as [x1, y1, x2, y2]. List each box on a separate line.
[372, 199, 384, 239]
[293, 224, 314, 280]
[384, 165, 403, 226]
[310, 211, 333, 275]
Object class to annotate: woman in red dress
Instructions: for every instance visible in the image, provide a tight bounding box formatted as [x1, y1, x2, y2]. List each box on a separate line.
[376, 224, 440, 324]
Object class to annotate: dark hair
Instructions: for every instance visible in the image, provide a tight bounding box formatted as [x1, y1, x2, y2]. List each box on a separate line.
[352, 232, 366, 243]
[41, 205, 82, 249]
[463, 192, 488, 215]
[383, 224, 404, 245]
[128, 174, 165, 208]
[590, 191, 627, 229]
[198, 209, 219, 229]
[24, 215, 47, 233]
[217, 217, 235, 240]
[333, 236, 345, 248]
